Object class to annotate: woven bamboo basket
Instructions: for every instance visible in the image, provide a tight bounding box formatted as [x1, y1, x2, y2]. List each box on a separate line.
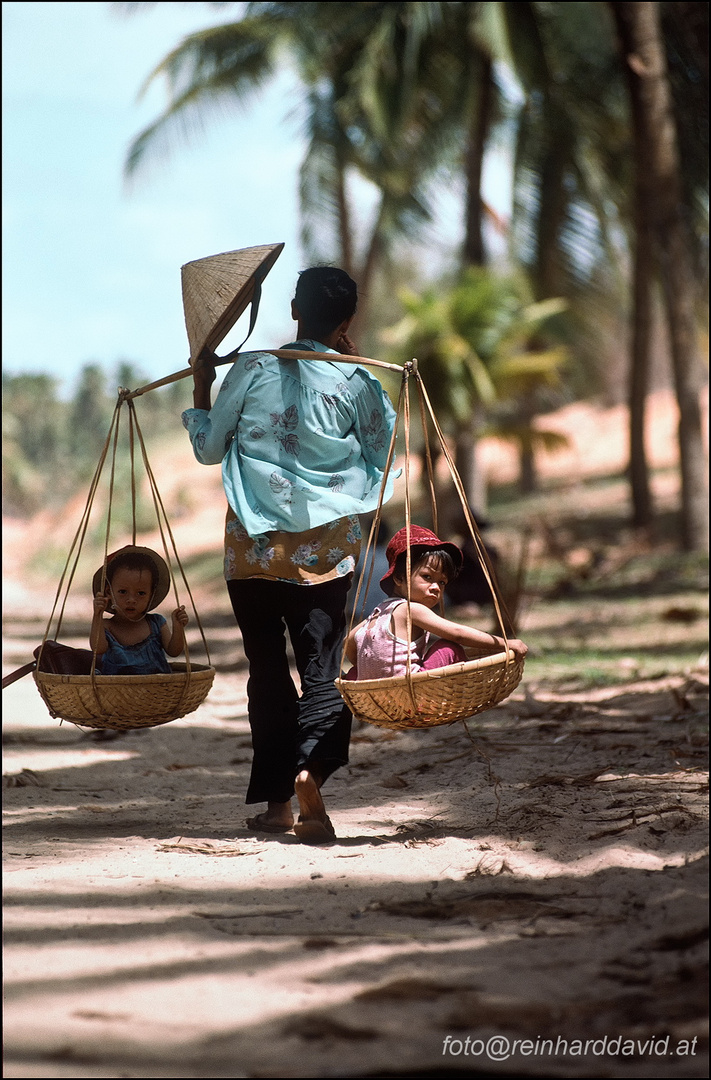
[34, 663, 215, 732]
[335, 648, 524, 730]
[333, 360, 527, 732]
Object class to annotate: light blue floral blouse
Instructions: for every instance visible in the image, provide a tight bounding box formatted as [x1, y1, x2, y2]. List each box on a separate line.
[182, 340, 397, 539]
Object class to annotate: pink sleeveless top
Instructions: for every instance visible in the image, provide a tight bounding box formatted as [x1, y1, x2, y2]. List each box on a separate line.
[353, 598, 432, 679]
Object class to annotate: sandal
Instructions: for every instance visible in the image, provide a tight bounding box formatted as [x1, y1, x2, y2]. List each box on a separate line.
[293, 815, 337, 845]
[246, 814, 293, 834]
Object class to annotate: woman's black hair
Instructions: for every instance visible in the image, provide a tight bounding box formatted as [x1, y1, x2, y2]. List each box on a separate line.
[392, 546, 460, 586]
[106, 552, 159, 591]
[294, 266, 357, 339]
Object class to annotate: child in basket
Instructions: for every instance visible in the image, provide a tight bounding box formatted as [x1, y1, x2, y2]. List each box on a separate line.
[90, 546, 189, 675]
[345, 526, 527, 680]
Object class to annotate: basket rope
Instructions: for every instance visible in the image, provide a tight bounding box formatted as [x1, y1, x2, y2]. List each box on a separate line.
[338, 359, 520, 728]
[120, 350, 519, 729]
[26, 345, 519, 731]
[415, 367, 511, 641]
[36, 390, 213, 726]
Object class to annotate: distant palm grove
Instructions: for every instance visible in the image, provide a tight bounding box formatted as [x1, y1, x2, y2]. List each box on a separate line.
[2, 364, 191, 518]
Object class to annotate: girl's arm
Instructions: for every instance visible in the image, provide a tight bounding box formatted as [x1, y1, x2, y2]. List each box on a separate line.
[345, 620, 366, 666]
[401, 603, 528, 660]
[162, 607, 189, 658]
[90, 594, 110, 655]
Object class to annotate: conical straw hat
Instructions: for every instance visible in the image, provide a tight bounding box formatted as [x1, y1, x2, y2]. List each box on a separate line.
[181, 242, 284, 364]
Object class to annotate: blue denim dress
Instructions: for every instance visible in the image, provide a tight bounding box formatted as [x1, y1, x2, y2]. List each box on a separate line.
[99, 613, 172, 676]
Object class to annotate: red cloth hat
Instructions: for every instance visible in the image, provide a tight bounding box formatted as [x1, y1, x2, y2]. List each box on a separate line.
[380, 525, 463, 596]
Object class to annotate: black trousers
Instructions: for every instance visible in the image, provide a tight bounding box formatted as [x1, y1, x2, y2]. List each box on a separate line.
[227, 576, 353, 804]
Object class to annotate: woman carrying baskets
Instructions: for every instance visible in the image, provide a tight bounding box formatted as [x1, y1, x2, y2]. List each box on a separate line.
[345, 526, 528, 681]
[183, 267, 396, 844]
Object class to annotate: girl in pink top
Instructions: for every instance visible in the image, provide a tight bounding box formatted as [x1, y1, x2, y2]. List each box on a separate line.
[345, 526, 527, 680]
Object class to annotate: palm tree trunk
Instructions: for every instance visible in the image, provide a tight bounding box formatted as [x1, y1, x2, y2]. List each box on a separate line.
[613, 1, 708, 551]
[463, 52, 494, 268]
[659, 224, 709, 551]
[519, 444, 536, 494]
[455, 413, 487, 517]
[458, 54, 494, 523]
[352, 195, 387, 336]
[627, 212, 655, 529]
[419, 444, 442, 533]
[335, 155, 354, 278]
[534, 138, 567, 301]
[613, 4, 656, 529]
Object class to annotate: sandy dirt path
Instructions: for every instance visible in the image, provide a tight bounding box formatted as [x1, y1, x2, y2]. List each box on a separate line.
[3, 617, 708, 1079]
[3, 388, 708, 1078]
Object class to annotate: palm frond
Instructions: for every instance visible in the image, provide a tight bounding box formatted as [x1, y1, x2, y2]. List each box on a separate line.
[124, 19, 282, 180]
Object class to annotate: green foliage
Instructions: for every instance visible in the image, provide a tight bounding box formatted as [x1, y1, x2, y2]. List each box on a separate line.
[66, 365, 113, 481]
[384, 266, 569, 422]
[117, 0, 707, 418]
[381, 265, 571, 495]
[2, 373, 69, 513]
[2, 363, 191, 520]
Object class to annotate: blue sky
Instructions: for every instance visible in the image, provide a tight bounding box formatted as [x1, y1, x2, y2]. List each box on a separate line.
[3, 2, 506, 398]
[2, 1, 309, 395]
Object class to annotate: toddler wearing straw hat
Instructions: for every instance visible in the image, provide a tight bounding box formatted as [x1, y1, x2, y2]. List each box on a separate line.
[90, 546, 188, 675]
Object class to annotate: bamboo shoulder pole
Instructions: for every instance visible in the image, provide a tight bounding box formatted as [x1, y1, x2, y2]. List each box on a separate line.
[126, 349, 404, 399]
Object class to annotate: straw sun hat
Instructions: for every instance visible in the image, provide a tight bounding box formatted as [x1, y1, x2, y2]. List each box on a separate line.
[181, 242, 284, 364]
[92, 546, 171, 612]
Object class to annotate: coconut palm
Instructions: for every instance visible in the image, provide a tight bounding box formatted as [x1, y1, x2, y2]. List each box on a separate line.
[336, 1, 521, 270]
[500, 3, 630, 297]
[503, 2, 707, 546]
[382, 268, 570, 516]
[117, 2, 707, 546]
[611, 1, 708, 551]
[485, 297, 570, 494]
[116, 2, 462, 334]
[356, 2, 628, 502]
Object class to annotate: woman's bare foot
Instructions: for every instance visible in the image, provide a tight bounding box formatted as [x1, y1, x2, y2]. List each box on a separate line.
[294, 770, 326, 821]
[294, 770, 336, 844]
[246, 801, 294, 833]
